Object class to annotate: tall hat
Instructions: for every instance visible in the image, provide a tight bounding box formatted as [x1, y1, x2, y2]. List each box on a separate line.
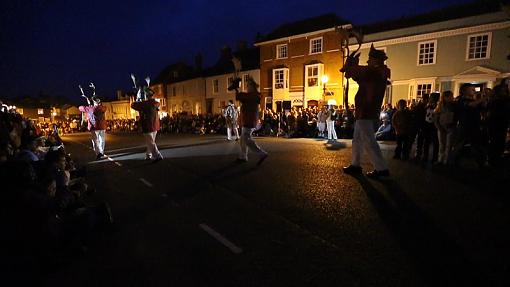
[368, 44, 387, 61]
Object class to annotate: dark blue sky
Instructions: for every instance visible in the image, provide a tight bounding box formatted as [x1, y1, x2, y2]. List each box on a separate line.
[0, 0, 475, 100]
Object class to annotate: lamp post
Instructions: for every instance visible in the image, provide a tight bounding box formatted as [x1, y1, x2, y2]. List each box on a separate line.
[321, 75, 329, 105]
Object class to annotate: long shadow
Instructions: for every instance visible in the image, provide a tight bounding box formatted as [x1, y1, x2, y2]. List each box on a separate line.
[355, 175, 495, 286]
[324, 141, 347, 150]
[104, 139, 227, 160]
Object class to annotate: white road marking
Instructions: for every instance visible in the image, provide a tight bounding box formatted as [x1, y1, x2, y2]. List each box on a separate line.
[114, 162, 123, 167]
[139, 178, 153, 188]
[199, 224, 243, 254]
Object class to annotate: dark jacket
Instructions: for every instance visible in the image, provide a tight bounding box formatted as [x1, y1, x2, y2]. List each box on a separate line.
[131, 99, 161, 133]
[344, 64, 391, 120]
[236, 92, 260, 128]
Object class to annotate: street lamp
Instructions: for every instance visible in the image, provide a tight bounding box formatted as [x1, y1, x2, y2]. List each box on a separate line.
[321, 75, 329, 104]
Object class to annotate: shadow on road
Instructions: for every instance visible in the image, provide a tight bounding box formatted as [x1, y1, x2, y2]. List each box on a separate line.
[354, 175, 495, 286]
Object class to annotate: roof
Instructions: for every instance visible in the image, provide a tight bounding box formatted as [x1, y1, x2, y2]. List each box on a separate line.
[203, 47, 260, 77]
[255, 13, 350, 44]
[153, 62, 197, 84]
[358, 0, 508, 35]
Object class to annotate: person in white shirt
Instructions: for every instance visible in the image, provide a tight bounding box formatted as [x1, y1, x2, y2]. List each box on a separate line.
[224, 100, 240, 141]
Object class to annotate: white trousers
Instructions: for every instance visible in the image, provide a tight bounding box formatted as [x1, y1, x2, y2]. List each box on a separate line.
[326, 120, 337, 140]
[239, 127, 266, 160]
[144, 131, 162, 159]
[317, 122, 326, 136]
[352, 120, 388, 171]
[91, 130, 105, 155]
[227, 127, 240, 140]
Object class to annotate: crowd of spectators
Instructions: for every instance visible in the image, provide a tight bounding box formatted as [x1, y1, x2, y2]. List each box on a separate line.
[390, 79, 510, 168]
[1, 102, 113, 273]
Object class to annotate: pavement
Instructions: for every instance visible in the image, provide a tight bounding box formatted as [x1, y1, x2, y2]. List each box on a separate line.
[24, 132, 510, 286]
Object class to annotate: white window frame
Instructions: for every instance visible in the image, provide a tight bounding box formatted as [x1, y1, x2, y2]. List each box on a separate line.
[276, 44, 288, 59]
[466, 32, 491, 61]
[273, 68, 289, 90]
[309, 37, 323, 55]
[305, 63, 324, 87]
[415, 82, 434, 99]
[212, 79, 219, 94]
[417, 40, 437, 66]
[227, 76, 240, 93]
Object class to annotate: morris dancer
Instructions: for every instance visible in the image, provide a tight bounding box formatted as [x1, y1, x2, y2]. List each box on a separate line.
[130, 87, 163, 162]
[78, 83, 107, 160]
[233, 76, 268, 165]
[342, 45, 391, 178]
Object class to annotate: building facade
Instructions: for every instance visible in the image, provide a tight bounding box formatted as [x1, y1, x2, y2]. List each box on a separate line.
[255, 14, 350, 111]
[348, 1, 510, 105]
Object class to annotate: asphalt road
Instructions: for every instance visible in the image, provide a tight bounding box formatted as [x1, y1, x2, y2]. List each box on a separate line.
[40, 132, 510, 286]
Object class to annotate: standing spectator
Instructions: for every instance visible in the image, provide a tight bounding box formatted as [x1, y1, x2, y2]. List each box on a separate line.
[422, 92, 440, 163]
[411, 93, 430, 161]
[392, 99, 413, 160]
[317, 106, 327, 138]
[487, 77, 510, 166]
[79, 97, 107, 160]
[326, 106, 338, 142]
[341, 44, 391, 178]
[224, 100, 240, 141]
[235, 76, 268, 165]
[449, 83, 487, 167]
[131, 88, 163, 162]
[434, 91, 456, 165]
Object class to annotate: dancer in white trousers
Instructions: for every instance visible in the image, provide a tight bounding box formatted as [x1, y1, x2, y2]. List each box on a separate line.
[234, 77, 268, 165]
[131, 88, 163, 162]
[326, 107, 338, 141]
[341, 44, 390, 178]
[78, 90, 107, 160]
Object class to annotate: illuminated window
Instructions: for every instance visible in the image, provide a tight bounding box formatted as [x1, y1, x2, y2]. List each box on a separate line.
[416, 83, 433, 99]
[213, 79, 219, 93]
[310, 37, 323, 54]
[467, 33, 491, 60]
[418, 40, 436, 65]
[276, 44, 288, 59]
[38, 109, 44, 115]
[17, 108, 23, 115]
[273, 68, 289, 90]
[305, 64, 323, 87]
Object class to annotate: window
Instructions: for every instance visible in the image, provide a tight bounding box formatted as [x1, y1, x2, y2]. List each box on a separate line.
[305, 64, 323, 87]
[273, 68, 289, 90]
[213, 79, 219, 94]
[310, 37, 323, 54]
[227, 77, 239, 92]
[467, 33, 491, 60]
[416, 83, 432, 99]
[172, 86, 177, 97]
[418, 40, 436, 65]
[276, 44, 288, 59]
[38, 109, 44, 115]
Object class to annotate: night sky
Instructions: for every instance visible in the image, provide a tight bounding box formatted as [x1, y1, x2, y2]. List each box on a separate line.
[0, 0, 475, 101]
